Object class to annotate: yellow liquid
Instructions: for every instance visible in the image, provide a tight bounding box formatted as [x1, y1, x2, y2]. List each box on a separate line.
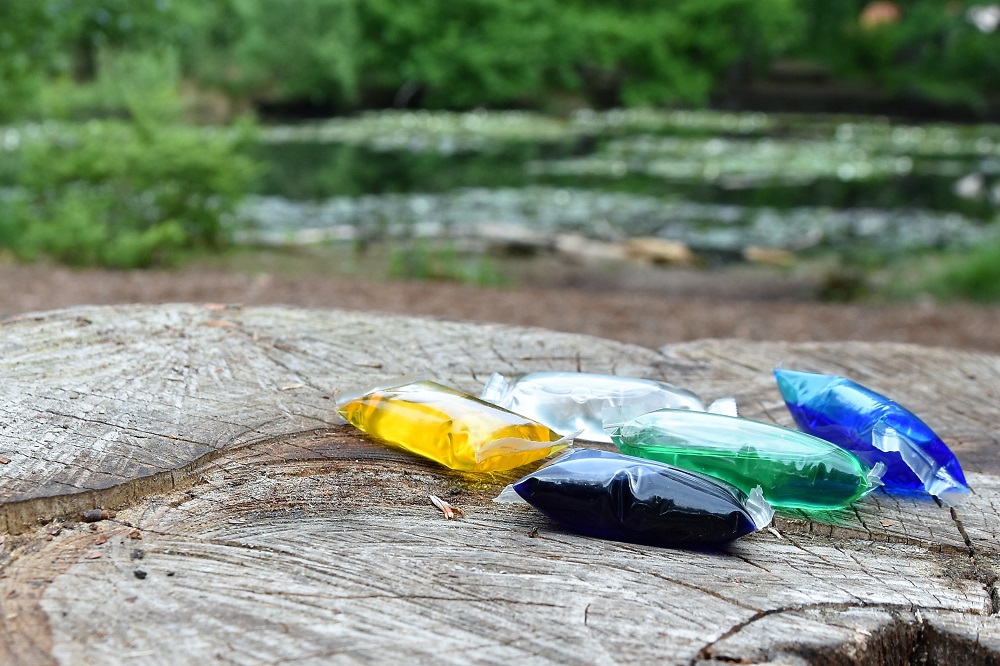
[339, 381, 564, 472]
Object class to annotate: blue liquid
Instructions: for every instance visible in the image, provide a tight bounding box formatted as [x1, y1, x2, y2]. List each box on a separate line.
[776, 369, 969, 499]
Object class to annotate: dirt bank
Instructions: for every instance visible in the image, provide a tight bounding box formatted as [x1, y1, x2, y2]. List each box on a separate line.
[3, 261, 998, 354]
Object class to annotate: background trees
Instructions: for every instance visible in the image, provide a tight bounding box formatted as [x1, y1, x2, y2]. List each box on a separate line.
[3, 0, 995, 120]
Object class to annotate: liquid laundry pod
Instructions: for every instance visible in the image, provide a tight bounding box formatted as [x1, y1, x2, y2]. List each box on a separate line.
[481, 371, 735, 443]
[608, 409, 883, 510]
[499, 449, 773, 547]
[338, 377, 570, 473]
[775, 368, 969, 502]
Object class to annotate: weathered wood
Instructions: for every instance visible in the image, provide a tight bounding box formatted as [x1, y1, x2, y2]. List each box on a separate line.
[0, 304, 660, 533]
[1, 305, 998, 665]
[655, 339, 1000, 557]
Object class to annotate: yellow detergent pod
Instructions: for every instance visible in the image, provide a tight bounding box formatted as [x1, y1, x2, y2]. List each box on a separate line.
[338, 377, 572, 472]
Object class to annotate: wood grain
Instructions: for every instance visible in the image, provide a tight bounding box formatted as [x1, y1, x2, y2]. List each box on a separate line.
[0, 304, 663, 533]
[1, 305, 998, 665]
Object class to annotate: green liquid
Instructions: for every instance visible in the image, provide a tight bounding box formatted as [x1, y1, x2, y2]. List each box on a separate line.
[611, 410, 877, 510]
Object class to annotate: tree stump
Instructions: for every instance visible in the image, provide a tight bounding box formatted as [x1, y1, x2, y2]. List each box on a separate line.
[1, 304, 998, 665]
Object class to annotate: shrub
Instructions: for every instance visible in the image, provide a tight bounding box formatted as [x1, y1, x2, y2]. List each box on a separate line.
[386, 240, 507, 286]
[176, 0, 801, 111]
[0, 119, 258, 268]
[924, 237, 1000, 302]
[190, 0, 360, 105]
[0, 2, 59, 121]
[34, 48, 184, 122]
[558, 0, 802, 107]
[356, 0, 569, 109]
[792, 0, 1000, 111]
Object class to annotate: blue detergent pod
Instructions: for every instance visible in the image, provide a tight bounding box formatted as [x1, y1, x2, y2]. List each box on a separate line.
[498, 449, 773, 547]
[775, 368, 970, 502]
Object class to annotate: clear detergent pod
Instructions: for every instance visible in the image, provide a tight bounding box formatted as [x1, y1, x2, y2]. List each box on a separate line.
[480, 371, 719, 443]
[337, 377, 571, 473]
[707, 397, 739, 417]
[607, 409, 882, 510]
[774, 368, 970, 502]
[502, 449, 773, 547]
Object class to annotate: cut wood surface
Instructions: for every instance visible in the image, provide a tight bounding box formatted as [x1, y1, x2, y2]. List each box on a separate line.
[0, 304, 998, 665]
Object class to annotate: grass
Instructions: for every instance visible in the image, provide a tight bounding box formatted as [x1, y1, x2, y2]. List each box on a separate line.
[386, 241, 508, 287]
[922, 239, 1000, 303]
[187, 241, 511, 288]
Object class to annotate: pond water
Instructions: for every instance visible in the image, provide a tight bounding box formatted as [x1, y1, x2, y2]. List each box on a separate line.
[242, 109, 1000, 267]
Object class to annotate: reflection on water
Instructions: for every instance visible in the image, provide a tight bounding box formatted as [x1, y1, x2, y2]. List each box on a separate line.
[238, 187, 996, 258]
[246, 109, 1000, 262]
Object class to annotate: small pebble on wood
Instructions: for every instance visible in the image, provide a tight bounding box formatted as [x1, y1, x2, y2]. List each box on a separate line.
[133, 570, 147, 580]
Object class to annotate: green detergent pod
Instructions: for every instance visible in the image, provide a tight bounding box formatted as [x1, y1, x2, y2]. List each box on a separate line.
[608, 409, 883, 510]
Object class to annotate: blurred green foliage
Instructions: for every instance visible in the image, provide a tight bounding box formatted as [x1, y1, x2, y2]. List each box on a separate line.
[36, 49, 184, 121]
[921, 238, 1000, 302]
[0, 3, 59, 120]
[159, 0, 796, 110]
[2, 0, 998, 115]
[0, 121, 258, 267]
[798, 1, 1000, 110]
[0, 0, 186, 119]
[557, 0, 801, 107]
[356, 0, 569, 108]
[181, 0, 360, 104]
[387, 240, 507, 286]
[0, 1, 258, 268]
[2, 0, 999, 294]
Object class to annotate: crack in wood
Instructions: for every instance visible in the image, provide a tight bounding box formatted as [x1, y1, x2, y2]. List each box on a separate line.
[4, 308, 999, 663]
[948, 504, 1000, 615]
[692, 602, 992, 665]
[0, 426, 272, 534]
[644, 569, 762, 614]
[260, 347, 329, 395]
[41, 409, 207, 449]
[950, 506, 977, 559]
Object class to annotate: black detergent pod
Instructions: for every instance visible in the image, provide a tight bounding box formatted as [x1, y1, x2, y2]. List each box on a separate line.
[499, 449, 773, 547]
